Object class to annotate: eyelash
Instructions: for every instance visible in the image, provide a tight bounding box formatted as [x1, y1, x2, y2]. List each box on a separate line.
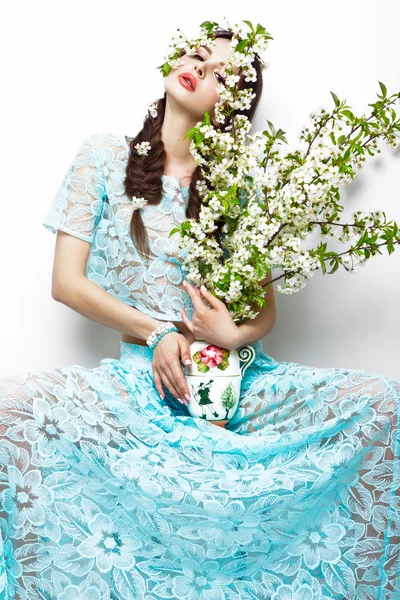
[190, 53, 226, 84]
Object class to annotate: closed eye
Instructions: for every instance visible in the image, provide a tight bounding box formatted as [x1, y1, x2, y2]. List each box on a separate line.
[190, 53, 226, 85]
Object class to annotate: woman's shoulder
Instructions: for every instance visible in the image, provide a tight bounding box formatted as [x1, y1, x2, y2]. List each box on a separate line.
[80, 132, 129, 154]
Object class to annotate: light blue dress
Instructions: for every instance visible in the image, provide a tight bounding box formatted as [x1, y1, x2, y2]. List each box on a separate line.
[0, 132, 399, 599]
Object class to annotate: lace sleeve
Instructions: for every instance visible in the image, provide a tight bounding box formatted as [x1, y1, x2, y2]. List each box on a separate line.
[42, 135, 105, 243]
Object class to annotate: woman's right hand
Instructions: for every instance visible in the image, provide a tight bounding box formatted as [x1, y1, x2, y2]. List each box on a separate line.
[152, 331, 193, 404]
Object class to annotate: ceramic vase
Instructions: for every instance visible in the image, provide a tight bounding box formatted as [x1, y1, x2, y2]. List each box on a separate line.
[183, 340, 256, 423]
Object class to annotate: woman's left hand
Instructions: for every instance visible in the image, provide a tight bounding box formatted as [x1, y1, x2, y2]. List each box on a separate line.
[180, 281, 240, 350]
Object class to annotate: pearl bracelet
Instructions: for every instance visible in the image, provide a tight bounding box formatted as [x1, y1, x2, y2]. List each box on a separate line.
[146, 321, 175, 346]
[146, 321, 179, 350]
[148, 326, 179, 350]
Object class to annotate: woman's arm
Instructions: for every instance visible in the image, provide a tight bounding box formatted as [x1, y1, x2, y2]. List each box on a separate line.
[234, 270, 277, 346]
[54, 273, 164, 341]
[51, 231, 163, 341]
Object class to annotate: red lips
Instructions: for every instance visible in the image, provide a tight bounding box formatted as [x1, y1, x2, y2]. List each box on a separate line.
[178, 72, 197, 91]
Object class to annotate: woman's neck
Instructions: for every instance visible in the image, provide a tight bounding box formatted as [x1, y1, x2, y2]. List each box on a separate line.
[161, 98, 198, 174]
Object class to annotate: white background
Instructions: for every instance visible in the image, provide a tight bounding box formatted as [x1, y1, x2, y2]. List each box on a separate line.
[1, 0, 399, 380]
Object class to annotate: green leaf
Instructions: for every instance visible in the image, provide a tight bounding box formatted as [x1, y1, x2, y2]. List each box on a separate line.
[341, 109, 355, 121]
[169, 227, 180, 237]
[199, 21, 219, 34]
[197, 362, 210, 373]
[157, 62, 171, 77]
[343, 147, 352, 161]
[195, 132, 205, 144]
[330, 91, 340, 108]
[217, 359, 230, 371]
[243, 20, 255, 32]
[236, 39, 248, 53]
[328, 261, 339, 274]
[378, 81, 387, 98]
[318, 254, 327, 275]
[183, 127, 197, 141]
[276, 128, 288, 143]
[228, 181, 238, 193]
[265, 119, 276, 135]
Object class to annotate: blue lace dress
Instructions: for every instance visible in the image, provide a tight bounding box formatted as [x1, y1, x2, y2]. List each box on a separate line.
[1, 132, 399, 600]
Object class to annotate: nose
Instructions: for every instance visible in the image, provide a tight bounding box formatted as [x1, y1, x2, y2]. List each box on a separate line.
[194, 64, 204, 79]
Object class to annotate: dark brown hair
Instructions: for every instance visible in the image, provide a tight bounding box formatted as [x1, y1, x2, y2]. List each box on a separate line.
[124, 28, 264, 256]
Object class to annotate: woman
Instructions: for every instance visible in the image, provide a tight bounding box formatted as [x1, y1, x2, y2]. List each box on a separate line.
[1, 27, 399, 600]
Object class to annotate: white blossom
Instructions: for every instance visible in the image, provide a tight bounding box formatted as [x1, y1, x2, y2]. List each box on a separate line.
[148, 100, 158, 118]
[134, 141, 151, 156]
[131, 196, 148, 210]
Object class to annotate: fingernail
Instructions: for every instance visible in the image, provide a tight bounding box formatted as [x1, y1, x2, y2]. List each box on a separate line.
[185, 394, 191, 401]
[185, 359, 191, 365]
[178, 398, 184, 404]
[201, 285, 206, 292]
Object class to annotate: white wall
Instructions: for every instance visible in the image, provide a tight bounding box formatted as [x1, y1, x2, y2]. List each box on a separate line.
[1, 0, 399, 381]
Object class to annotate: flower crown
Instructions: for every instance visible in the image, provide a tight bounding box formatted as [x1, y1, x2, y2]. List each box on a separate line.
[151, 18, 271, 124]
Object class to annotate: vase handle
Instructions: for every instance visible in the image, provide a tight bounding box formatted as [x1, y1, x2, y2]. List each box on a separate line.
[238, 346, 256, 377]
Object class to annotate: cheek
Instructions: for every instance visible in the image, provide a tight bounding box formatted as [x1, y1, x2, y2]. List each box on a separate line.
[179, 55, 190, 68]
[202, 81, 220, 105]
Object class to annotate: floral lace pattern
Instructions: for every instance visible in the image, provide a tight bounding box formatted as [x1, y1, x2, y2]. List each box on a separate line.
[0, 132, 396, 598]
[42, 132, 194, 321]
[0, 340, 399, 598]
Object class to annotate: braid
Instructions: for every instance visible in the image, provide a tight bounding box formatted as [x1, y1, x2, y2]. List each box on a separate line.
[124, 94, 167, 257]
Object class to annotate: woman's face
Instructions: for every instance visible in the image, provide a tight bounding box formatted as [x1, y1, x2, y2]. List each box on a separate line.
[164, 37, 240, 125]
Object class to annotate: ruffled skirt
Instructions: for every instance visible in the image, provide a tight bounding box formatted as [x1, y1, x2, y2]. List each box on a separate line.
[0, 340, 399, 599]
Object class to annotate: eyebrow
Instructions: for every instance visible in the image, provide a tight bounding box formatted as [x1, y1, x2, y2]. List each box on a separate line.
[199, 45, 226, 67]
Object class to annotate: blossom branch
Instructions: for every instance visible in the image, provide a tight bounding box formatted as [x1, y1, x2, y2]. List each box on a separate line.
[162, 20, 400, 321]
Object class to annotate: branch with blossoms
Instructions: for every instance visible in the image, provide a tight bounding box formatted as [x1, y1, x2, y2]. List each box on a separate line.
[226, 87, 400, 318]
[159, 19, 400, 322]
